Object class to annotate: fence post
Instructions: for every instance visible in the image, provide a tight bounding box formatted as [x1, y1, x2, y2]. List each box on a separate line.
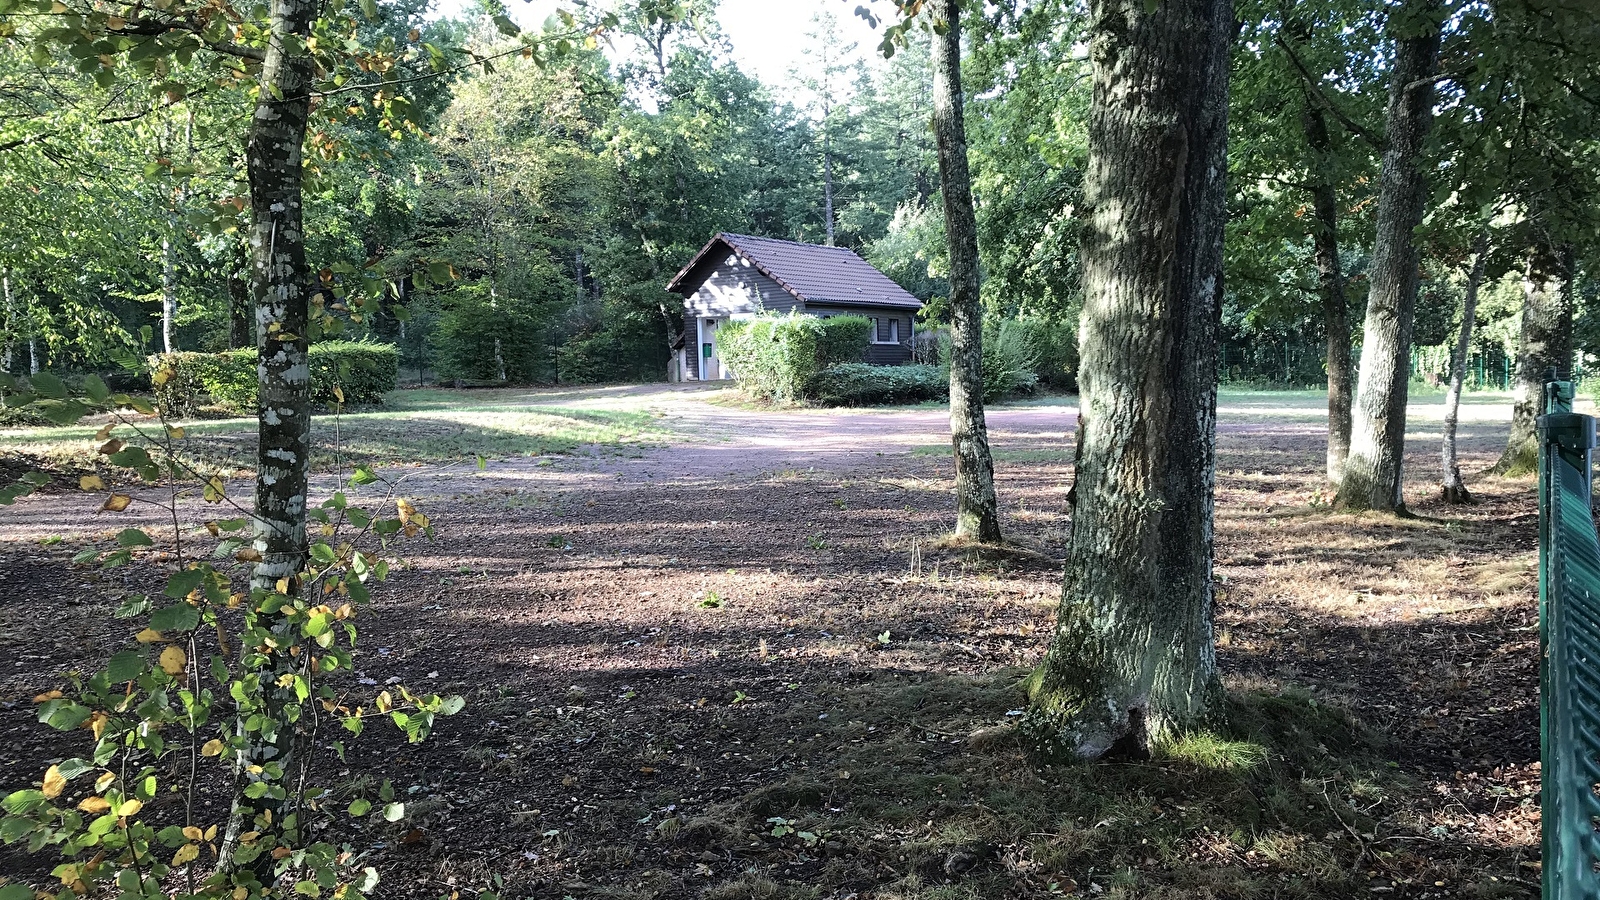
[1537, 375, 1600, 899]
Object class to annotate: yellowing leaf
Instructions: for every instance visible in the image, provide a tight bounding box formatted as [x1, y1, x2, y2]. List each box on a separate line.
[396, 498, 415, 525]
[95, 771, 115, 792]
[116, 798, 142, 817]
[166, 426, 186, 439]
[33, 690, 63, 702]
[89, 711, 109, 740]
[159, 646, 187, 676]
[78, 796, 111, 814]
[94, 423, 116, 441]
[201, 739, 224, 757]
[42, 764, 66, 799]
[333, 385, 345, 404]
[205, 823, 219, 841]
[98, 438, 123, 455]
[136, 628, 165, 643]
[79, 475, 106, 491]
[182, 825, 203, 841]
[376, 691, 392, 713]
[172, 842, 199, 865]
[235, 548, 264, 563]
[276, 577, 291, 594]
[102, 494, 132, 513]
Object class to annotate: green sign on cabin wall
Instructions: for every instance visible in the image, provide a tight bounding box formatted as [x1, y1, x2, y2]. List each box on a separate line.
[703, 344, 713, 359]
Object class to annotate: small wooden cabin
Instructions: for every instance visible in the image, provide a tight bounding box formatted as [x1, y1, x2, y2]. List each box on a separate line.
[665, 233, 924, 381]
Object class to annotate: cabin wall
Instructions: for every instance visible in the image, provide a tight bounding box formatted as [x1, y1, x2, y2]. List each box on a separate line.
[683, 255, 802, 380]
[806, 303, 917, 366]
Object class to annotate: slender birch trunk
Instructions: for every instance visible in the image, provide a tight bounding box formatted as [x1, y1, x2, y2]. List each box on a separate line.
[2, 269, 13, 373]
[1023, 0, 1230, 760]
[1494, 240, 1574, 475]
[1333, 1, 1443, 513]
[161, 231, 178, 354]
[929, 0, 1001, 544]
[1301, 102, 1353, 487]
[1441, 230, 1489, 503]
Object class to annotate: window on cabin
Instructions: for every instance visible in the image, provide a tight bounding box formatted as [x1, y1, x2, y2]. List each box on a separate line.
[868, 317, 881, 342]
[887, 318, 899, 344]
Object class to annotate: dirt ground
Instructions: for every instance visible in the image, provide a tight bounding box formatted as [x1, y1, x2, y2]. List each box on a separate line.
[0, 386, 1545, 899]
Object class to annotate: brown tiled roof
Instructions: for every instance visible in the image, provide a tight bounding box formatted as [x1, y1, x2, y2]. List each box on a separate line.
[666, 233, 924, 310]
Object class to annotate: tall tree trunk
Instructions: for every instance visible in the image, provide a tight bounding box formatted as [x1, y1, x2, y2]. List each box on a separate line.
[1332, 3, 1442, 513]
[1494, 239, 1574, 475]
[1441, 230, 1489, 502]
[219, 0, 317, 873]
[1301, 102, 1352, 487]
[1023, 0, 1230, 760]
[930, 0, 1002, 544]
[2, 269, 13, 374]
[161, 231, 178, 354]
[823, 129, 836, 246]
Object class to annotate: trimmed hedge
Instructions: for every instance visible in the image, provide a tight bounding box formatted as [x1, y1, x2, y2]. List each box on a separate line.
[716, 313, 873, 401]
[151, 342, 399, 415]
[812, 363, 947, 406]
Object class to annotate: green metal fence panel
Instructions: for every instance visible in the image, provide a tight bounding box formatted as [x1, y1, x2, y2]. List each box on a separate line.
[1537, 378, 1600, 899]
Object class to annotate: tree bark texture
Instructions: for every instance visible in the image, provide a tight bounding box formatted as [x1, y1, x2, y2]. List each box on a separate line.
[161, 231, 178, 354]
[218, 0, 317, 875]
[2, 269, 13, 373]
[1441, 230, 1488, 503]
[1022, 0, 1230, 760]
[1301, 102, 1352, 487]
[1332, 5, 1442, 513]
[929, 0, 1002, 544]
[1495, 240, 1574, 475]
[247, 0, 315, 593]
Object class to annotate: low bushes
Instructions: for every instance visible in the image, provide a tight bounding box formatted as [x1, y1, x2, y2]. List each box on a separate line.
[812, 363, 946, 406]
[717, 314, 872, 401]
[150, 342, 399, 415]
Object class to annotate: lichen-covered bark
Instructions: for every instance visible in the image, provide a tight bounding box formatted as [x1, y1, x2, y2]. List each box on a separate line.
[1495, 240, 1574, 475]
[218, 0, 316, 874]
[1301, 103, 1352, 487]
[930, 0, 1001, 544]
[1441, 231, 1488, 502]
[1333, 3, 1441, 513]
[247, 0, 315, 593]
[1023, 0, 1230, 760]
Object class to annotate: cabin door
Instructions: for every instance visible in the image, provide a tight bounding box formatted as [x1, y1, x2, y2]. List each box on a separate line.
[700, 317, 728, 380]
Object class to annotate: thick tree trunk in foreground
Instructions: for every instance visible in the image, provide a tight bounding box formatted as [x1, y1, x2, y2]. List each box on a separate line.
[1333, 5, 1442, 513]
[218, 0, 317, 875]
[1495, 240, 1574, 475]
[1441, 231, 1489, 503]
[1022, 0, 1230, 760]
[930, 0, 1001, 544]
[1301, 103, 1352, 487]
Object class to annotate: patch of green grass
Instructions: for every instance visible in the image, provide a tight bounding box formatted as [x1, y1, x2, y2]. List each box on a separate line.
[1, 392, 671, 475]
[911, 445, 1073, 464]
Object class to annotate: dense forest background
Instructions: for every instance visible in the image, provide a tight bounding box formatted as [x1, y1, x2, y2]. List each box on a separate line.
[1, 0, 1594, 392]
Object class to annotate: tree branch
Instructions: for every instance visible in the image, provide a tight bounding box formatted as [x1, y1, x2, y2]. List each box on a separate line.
[1274, 34, 1387, 151]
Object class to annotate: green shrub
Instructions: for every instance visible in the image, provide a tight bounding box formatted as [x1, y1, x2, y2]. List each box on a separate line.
[936, 318, 1041, 401]
[817, 315, 873, 366]
[150, 342, 399, 415]
[433, 290, 546, 384]
[717, 313, 875, 401]
[812, 363, 947, 406]
[1027, 318, 1080, 391]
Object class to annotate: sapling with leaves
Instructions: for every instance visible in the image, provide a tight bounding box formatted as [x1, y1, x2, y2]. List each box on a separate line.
[0, 371, 465, 899]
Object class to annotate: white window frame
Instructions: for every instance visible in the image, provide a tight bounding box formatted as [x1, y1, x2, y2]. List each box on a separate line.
[869, 316, 900, 345]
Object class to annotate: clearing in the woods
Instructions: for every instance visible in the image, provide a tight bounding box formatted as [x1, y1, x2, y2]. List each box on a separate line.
[0, 386, 1543, 899]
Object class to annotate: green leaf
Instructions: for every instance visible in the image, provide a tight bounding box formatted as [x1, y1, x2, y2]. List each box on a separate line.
[350, 466, 378, 486]
[309, 543, 337, 565]
[164, 568, 207, 598]
[116, 528, 154, 548]
[347, 798, 371, 817]
[83, 374, 110, 403]
[106, 649, 146, 683]
[109, 446, 153, 469]
[492, 13, 519, 36]
[38, 400, 88, 425]
[359, 0, 377, 18]
[438, 695, 465, 716]
[382, 802, 405, 822]
[28, 371, 66, 399]
[150, 604, 200, 632]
